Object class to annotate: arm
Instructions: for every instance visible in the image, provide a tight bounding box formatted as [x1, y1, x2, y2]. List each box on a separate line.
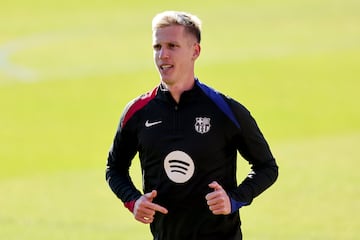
[106, 126, 168, 221]
[105, 116, 142, 212]
[106, 103, 168, 221]
[228, 100, 279, 212]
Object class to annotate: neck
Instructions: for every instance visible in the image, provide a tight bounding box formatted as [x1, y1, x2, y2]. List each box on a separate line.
[161, 78, 195, 103]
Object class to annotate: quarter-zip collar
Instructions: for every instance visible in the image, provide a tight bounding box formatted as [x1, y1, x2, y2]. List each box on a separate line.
[157, 79, 203, 105]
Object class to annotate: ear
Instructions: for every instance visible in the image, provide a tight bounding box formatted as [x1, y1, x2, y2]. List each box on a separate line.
[192, 43, 201, 60]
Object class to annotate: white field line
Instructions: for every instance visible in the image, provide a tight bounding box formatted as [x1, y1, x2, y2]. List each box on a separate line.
[0, 33, 66, 82]
[0, 31, 151, 84]
[1, 30, 358, 84]
[0, 31, 101, 83]
[0, 38, 38, 82]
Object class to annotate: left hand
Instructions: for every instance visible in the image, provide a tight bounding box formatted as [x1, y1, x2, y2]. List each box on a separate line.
[205, 181, 231, 215]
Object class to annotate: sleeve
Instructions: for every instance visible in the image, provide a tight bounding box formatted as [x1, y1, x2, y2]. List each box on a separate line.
[227, 99, 279, 212]
[105, 110, 142, 212]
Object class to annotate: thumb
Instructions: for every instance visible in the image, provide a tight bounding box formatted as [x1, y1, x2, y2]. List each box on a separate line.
[208, 181, 222, 191]
[145, 190, 157, 201]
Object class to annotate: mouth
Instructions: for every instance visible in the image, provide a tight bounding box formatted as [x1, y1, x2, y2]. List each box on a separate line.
[159, 64, 174, 70]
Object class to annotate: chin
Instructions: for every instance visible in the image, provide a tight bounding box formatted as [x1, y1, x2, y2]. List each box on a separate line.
[160, 76, 173, 85]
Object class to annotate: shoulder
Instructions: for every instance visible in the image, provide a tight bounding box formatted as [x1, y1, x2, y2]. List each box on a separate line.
[196, 79, 251, 126]
[224, 96, 250, 116]
[120, 86, 159, 128]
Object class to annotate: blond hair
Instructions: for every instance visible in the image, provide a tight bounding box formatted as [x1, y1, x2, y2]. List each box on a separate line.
[152, 11, 202, 43]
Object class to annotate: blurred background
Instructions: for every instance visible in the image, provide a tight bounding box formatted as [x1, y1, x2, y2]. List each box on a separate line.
[1, 0, 359, 239]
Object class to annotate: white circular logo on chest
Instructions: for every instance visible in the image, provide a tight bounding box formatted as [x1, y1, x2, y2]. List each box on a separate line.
[164, 151, 195, 183]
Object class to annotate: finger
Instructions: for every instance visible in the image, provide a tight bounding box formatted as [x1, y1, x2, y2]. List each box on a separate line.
[153, 204, 168, 214]
[143, 190, 168, 214]
[212, 208, 226, 215]
[205, 192, 226, 206]
[205, 190, 221, 201]
[135, 204, 167, 224]
[209, 203, 223, 211]
[135, 215, 154, 224]
[208, 200, 228, 214]
[206, 197, 219, 205]
[143, 202, 168, 214]
[208, 202, 226, 214]
[137, 205, 156, 216]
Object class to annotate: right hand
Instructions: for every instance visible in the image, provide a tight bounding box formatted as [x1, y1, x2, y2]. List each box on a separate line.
[133, 190, 168, 224]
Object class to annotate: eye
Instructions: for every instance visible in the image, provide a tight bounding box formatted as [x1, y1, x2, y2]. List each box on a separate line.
[153, 44, 161, 51]
[168, 43, 177, 49]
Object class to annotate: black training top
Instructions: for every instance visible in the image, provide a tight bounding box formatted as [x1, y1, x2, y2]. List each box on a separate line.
[106, 79, 278, 240]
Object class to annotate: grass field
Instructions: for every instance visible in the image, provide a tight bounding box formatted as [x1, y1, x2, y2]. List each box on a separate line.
[1, 0, 359, 239]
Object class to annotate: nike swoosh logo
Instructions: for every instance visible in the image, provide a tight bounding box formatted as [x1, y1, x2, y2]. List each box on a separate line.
[145, 120, 162, 127]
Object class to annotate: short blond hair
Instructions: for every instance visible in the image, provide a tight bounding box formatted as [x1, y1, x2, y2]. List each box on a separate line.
[152, 11, 202, 43]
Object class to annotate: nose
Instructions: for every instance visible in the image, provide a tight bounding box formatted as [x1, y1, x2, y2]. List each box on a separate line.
[158, 48, 169, 59]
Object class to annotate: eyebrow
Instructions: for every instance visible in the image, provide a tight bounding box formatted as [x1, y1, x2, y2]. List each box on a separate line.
[152, 41, 180, 47]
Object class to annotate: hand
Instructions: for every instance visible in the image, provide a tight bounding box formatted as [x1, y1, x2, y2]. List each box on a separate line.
[133, 190, 168, 224]
[205, 181, 231, 215]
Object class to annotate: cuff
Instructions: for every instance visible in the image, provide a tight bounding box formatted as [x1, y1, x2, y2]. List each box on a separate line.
[230, 197, 247, 213]
[124, 200, 136, 213]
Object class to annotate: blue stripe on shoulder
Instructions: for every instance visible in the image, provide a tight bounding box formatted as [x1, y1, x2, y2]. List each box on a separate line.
[196, 79, 240, 129]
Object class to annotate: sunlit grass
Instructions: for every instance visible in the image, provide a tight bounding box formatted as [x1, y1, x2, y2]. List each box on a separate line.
[0, 0, 359, 239]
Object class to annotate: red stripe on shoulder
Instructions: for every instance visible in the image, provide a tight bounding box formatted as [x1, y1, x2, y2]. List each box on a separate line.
[121, 87, 158, 127]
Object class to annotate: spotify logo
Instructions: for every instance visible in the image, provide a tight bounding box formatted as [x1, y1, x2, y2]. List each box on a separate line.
[164, 150, 195, 183]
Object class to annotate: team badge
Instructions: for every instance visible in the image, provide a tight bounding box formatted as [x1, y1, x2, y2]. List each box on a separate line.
[194, 117, 211, 134]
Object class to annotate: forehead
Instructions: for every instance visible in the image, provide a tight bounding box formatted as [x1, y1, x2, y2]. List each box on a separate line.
[152, 25, 188, 43]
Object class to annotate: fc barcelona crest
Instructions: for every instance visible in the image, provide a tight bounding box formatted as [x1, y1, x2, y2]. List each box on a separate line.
[195, 117, 211, 134]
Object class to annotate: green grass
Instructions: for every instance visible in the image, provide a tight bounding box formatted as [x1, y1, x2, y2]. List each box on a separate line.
[1, 0, 359, 239]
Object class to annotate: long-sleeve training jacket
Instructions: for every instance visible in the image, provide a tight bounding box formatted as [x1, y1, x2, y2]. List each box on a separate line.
[106, 79, 278, 240]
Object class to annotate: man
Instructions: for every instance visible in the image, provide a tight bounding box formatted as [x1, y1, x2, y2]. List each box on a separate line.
[106, 11, 278, 240]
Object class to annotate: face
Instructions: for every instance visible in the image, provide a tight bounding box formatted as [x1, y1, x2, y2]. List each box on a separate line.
[152, 25, 200, 86]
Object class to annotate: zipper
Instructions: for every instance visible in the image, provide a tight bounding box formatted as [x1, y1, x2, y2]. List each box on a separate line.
[173, 104, 179, 134]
